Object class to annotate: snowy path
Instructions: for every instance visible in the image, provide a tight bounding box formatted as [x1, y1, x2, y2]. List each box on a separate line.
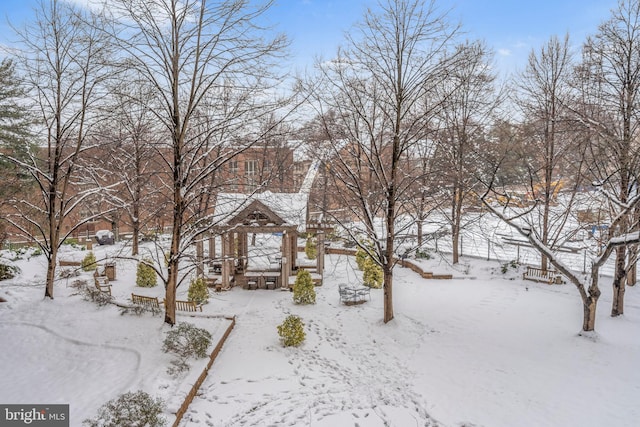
[181, 271, 438, 427]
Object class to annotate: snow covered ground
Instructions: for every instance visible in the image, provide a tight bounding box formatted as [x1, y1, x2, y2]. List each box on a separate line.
[1, 240, 639, 427]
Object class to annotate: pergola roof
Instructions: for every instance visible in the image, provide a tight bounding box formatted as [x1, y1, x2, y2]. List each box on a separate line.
[213, 191, 308, 232]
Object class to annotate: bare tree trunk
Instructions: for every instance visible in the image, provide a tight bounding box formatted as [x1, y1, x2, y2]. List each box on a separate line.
[417, 220, 423, 248]
[452, 186, 462, 264]
[612, 247, 626, 316]
[132, 218, 140, 256]
[45, 249, 58, 299]
[583, 295, 598, 332]
[165, 219, 180, 326]
[383, 265, 394, 323]
[196, 234, 204, 277]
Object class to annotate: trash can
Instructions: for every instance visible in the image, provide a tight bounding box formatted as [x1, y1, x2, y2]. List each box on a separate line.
[105, 262, 116, 281]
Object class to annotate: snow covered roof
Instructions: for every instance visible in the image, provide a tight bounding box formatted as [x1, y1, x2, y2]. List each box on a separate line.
[213, 191, 309, 232]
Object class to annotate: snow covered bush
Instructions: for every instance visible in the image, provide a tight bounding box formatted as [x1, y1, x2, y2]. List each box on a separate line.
[415, 248, 431, 259]
[81, 251, 97, 271]
[188, 277, 208, 304]
[305, 236, 317, 260]
[0, 260, 19, 280]
[83, 390, 166, 427]
[363, 257, 383, 289]
[293, 268, 316, 305]
[136, 259, 157, 288]
[277, 315, 305, 347]
[163, 322, 212, 376]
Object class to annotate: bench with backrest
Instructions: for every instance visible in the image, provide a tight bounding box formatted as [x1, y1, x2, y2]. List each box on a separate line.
[173, 299, 203, 312]
[523, 266, 559, 284]
[94, 275, 112, 296]
[131, 293, 161, 310]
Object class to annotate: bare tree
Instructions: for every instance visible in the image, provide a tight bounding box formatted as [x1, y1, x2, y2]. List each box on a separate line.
[4, 0, 113, 298]
[97, 80, 168, 256]
[105, 0, 290, 325]
[480, 187, 640, 332]
[514, 34, 583, 270]
[433, 40, 500, 264]
[307, 0, 458, 323]
[575, 0, 640, 317]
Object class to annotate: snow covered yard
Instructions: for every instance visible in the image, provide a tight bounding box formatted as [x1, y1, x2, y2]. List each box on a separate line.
[1, 245, 639, 427]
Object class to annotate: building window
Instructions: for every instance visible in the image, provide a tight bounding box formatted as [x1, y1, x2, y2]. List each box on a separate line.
[229, 160, 238, 174]
[245, 160, 257, 176]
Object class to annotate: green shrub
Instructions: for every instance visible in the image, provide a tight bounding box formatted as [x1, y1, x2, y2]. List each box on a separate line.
[277, 315, 305, 347]
[415, 248, 431, 259]
[0, 261, 20, 280]
[162, 322, 212, 359]
[355, 240, 374, 271]
[188, 277, 208, 305]
[64, 237, 80, 246]
[305, 236, 317, 260]
[363, 257, 383, 289]
[136, 259, 157, 288]
[293, 269, 316, 305]
[81, 251, 97, 271]
[501, 259, 519, 274]
[83, 390, 166, 427]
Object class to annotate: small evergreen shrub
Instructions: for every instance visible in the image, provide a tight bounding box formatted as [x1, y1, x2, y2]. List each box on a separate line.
[415, 248, 431, 259]
[81, 251, 97, 271]
[136, 259, 157, 288]
[355, 246, 367, 270]
[83, 390, 166, 427]
[363, 257, 383, 289]
[0, 261, 20, 280]
[293, 268, 316, 305]
[501, 259, 519, 274]
[277, 315, 305, 347]
[163, 322, 212, 376]
[305, 236, 317, 260]
[188, 277, 208, 305]
[163, 322, 212, 359]
[64, 237, 80, 247]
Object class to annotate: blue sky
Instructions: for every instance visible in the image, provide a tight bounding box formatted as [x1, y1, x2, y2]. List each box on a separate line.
[0, 0, 620, 76]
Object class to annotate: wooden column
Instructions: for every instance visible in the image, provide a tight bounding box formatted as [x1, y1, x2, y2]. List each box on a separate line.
[316, 231, 325, 272]
[280, 231, 290, 289]
[221, 232, 231, 288]
[289, 231, 298, 273]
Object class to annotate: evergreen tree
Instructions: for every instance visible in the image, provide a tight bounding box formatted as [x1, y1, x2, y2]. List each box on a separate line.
[136, 260, 157, 288]
[0, 58, 34, 242]
[305, 236, 317, 260]
[187, 277, 208, 305]
[363, 257, 383, 289]
[293, 269, 316, 304]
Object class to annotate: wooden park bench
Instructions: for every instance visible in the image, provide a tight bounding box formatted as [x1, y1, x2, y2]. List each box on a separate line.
[171, 299, 203, 312]
[131, 293, 161, 310]
[522, 266, 560, 284]
[94, 275, 112, 296]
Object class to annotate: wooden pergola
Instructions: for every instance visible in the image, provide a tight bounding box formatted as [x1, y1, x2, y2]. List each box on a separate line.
[210, 192, 315, 290]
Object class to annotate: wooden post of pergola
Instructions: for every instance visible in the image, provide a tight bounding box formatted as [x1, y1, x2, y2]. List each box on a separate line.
[280, 230, 290, 289]
[208, 232, 216, 260]
[221, 232, 232, 287]
[316, 230, 325, 272]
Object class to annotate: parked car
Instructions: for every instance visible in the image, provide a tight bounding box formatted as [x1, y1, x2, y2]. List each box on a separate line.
[95, 230, 115, 245]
